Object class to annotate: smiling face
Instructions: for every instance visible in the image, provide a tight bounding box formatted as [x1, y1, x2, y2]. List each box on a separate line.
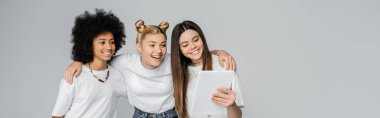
[137, 33, 167, 69]
[92, 32, 115, 63]
[179, 29, 204, 65]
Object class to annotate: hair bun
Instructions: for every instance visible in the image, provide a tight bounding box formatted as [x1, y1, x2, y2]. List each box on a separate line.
[158, 21, 169, 31]
[135, 19, 146, 33]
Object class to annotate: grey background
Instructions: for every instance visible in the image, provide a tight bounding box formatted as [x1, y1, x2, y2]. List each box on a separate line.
[1, 0, 379, 118]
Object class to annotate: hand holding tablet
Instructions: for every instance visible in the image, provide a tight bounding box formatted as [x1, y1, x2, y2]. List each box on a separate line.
[190, 71, 235, 116]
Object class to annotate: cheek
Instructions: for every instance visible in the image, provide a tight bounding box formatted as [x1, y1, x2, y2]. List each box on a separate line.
[142, 47, 152, 56]
[180, 47, 187, 55]
[162, 47, 167, 52]
[196, 41, 204, 47]
[111, 44, 116, 50]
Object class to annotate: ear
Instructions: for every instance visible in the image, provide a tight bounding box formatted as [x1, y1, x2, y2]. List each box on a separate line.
[136, 43, 142, 53]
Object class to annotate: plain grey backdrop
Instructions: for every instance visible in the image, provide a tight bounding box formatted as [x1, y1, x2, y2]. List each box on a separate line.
[1, 0, 379, 118]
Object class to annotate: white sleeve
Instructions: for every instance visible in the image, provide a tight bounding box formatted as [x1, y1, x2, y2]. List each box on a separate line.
[51, 79, 75, 116]
[110, 54, 127, 70]
[110, 54, 138, 71]
[120, 72, 129, 98]
[232, 72, 244, 108]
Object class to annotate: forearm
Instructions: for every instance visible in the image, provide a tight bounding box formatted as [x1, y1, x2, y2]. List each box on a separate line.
[210, 50, 222, 55]
[227, 102, 242, 118]
[52, 115, 64, 118]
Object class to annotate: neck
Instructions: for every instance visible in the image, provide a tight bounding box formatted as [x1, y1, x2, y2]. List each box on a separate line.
[191, 58, 203, 67]
[89, 59, 108, 71]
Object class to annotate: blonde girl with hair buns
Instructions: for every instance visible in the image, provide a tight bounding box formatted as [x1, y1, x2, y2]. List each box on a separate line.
[63, 19, 236, 118]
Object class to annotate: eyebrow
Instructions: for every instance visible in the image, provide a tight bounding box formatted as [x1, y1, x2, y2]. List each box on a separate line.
[97, 38, 114, 41]
[192, 36, 200, 40]
[147, 41, 156, 43]
[180, 36, 199, 45]
[180, 41, 188, 45]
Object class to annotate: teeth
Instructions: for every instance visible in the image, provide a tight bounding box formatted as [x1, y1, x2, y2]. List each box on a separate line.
[152, 55, 162, 59]
[190, 48, 199, 55]
[103, 51, 113, 56]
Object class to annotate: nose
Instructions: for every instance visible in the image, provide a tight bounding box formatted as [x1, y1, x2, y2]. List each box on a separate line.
[189, 42, 195, 50]
[105, 42, 112, 50]
[155, 46, 162, 54]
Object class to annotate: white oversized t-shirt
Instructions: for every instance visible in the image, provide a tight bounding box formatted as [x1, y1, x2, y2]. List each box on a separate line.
[110, 54, 174, 113]
[52, 65, 127, 118]
[187, 55, 244, 118]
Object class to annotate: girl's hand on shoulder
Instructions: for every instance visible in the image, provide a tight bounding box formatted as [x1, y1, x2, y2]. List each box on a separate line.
[64, 61, 83, 84]
[215, 50, 236, 71]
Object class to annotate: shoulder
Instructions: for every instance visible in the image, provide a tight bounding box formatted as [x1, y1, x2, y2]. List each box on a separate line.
[75, 65, 90, 78]
[112, 54, 134, 63]
[111, 53, 140, 68]
[57, 78, 76, 92]
[108, 65, 123, 76]
[108, 65, 125, 82]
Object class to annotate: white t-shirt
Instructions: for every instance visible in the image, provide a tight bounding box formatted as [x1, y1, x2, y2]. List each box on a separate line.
[187, 55, 244, 118]
[52, 65, 127, 118]
[110, 54, 174, 113]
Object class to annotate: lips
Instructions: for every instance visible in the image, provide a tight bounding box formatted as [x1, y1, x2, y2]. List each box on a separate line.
[102, 50, 114, 57]
[189, 48, 200, 56]
[151, 54, 163, 61]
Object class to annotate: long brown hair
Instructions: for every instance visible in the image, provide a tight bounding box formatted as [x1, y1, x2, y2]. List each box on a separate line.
[171, 20, 213, 118]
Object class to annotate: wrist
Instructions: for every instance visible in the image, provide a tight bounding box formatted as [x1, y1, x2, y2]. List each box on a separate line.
[228, 102, 238, 109]
[212, 50, 221, 55]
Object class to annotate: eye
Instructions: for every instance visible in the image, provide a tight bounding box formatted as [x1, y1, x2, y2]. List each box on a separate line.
[182, 44, 188, 47]
[110, 40, 115, 44]
[161, 43, 166, 47]
[99, 41, 105, 45]
[150, 44, 155, 47]
[194, 37, 199, 42]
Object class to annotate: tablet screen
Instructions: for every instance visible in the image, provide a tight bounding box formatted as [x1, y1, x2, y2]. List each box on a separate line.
[190, 71, 234, 116]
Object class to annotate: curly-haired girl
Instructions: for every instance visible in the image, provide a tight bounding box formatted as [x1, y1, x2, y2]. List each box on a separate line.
[51, 9, 127, 118]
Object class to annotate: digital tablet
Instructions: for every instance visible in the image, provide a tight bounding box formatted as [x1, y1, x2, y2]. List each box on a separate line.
[190, 71, 235, 116]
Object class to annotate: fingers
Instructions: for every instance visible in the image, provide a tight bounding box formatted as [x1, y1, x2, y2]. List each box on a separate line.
[64, 68, 70, 84]
[218, 87, 234, 95]
[224, 57, 230, 70]
[213, 92, 230, 99]
[231, 56, 236, 71]
[212, 97, 230, 107]
[68, 74, 73, 84]
[74, 67, 81, 77]
[212, 87, 237, 108]
[219, 57, 224, 68]
[217, 55, 237, 71]
[212, 93, 235, 107]
[64, 67, 77, 85]
[65, 62, 84, 84]
[228, 56, 233, 70]
[65, 68, 73, 84]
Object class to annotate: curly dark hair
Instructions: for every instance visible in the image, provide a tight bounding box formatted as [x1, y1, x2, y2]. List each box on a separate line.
[71, 9, 126, 64]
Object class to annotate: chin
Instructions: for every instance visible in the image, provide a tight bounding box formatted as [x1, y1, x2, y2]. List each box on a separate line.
[148, 61, 161, 67]
[188, 56, 201, 61]
[102, 57, 112, 62]
[152, 62, 162, 67]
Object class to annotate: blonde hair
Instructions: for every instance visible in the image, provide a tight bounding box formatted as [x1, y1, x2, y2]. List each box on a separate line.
[135, 19, 169, 44]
